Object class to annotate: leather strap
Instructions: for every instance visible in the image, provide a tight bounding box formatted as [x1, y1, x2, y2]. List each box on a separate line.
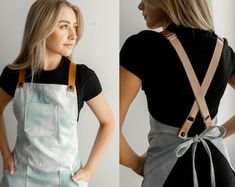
[18, 61, 77, 92]
[161, 30, 224, 138]
[179, 37, 224, 138]
[18, 69, 26, 87]
[67, 62, 77, 92]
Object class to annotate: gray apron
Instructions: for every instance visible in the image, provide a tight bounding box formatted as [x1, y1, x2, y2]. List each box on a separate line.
[141, 31, 233, 187]
[0, 62, 88, 187]
[141, 115, 234, 187]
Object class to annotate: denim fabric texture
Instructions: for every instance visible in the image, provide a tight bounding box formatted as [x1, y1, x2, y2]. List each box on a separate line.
[0, 83, 88, 187]
[141, 115, 232, 187]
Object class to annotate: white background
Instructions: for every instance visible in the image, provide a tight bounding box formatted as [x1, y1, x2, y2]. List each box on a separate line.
[0, 0, 119, 187]
[120, 0, 235, 186]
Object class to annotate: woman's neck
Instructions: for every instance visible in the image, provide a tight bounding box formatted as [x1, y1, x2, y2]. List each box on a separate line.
[44, 52, 62, 71]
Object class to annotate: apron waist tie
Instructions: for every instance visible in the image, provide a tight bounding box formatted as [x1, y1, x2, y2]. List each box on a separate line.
[175, 126, 226, 187]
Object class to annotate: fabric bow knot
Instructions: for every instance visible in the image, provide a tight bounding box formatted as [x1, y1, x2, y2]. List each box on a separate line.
[175, 126, 226, 187]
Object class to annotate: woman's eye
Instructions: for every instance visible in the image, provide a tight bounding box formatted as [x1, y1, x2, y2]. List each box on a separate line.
[60, 25, 68, 29]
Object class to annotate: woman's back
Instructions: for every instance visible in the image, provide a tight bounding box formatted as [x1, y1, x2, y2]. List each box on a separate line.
[120, 23, 235, 135]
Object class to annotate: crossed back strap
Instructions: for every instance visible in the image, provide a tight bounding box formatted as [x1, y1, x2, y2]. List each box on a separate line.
[18, 62, 77, 92]
[161, 30, 224, 139]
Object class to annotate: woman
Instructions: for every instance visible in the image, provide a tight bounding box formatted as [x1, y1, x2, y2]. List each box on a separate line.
[120, 0, 235, 186]
[0, 0, 114, 186]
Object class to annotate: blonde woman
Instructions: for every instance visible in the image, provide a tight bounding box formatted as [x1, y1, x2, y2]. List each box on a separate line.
[120, 0, 235, 186]
[0, 0, 114, 186]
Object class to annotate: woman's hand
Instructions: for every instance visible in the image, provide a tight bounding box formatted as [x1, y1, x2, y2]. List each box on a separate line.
[132, 153, 147, 176]
[72, 167, 92, 183]
[2, 152, 15, 175]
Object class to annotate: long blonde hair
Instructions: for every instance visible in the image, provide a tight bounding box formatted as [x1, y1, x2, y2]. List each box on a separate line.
[145, 0, 214, 30]
[9, 0, 83, 74]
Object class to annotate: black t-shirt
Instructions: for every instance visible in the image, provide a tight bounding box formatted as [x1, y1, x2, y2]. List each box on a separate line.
[120, 23, 235, 135]
[0, 56, 102, 120]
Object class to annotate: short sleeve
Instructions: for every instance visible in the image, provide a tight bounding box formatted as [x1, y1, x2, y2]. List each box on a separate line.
[229, 47, 235, 75]
[120, 34, 143, 80]
[0, 66, 18, 96]
[223, 38, 235, 76]
[77, 65, 102, 101]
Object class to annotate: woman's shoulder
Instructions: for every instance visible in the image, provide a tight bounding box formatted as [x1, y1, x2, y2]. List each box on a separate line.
[121, 30, 167, 55]
[1, 65, 20, 74]
[0, 65, 20, 82]
[75, 63, 102, 100]
[63, 56, 98, 82]
[0, 65, 20, 96]
[76, 63, 96, 75]
[75, 63, 99, 83]
[64, 57, 96, 77]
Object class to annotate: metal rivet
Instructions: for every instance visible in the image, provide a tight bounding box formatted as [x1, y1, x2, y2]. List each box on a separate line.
[181, 132, 185, 137]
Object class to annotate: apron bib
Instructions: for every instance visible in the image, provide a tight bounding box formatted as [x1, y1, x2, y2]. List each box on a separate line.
[1, 62, 88, 187]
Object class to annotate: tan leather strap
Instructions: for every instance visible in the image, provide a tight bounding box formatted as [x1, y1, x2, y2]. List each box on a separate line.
[67, 62, 77, 92]
[161, 30, 223, 138]
[179, 37, 224, 138]
[162, 30, 212, 124]
[18, 69, 26, 87]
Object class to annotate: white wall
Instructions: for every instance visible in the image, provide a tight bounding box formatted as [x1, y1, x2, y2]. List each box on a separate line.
[0, 1, 119, 187]
[120, 0, 235, 187]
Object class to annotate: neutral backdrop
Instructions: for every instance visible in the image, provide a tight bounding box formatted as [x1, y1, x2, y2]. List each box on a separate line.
[0, 1, 119, 187]
[120, 0, 235, 186]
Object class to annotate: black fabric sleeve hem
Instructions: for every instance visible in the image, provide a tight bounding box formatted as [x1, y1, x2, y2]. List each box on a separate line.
[84, 89, 102, 101]
[120, 64, 142, 80]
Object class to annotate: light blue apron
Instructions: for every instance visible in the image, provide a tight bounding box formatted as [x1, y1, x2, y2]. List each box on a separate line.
[0, 62, 88, 187]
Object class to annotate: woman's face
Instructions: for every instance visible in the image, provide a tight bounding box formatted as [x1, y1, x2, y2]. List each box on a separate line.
[46, 6, 78, 57]
[138, 0, 166, 29]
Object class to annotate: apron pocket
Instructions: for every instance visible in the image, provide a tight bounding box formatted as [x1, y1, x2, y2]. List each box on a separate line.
[60, 171, 88, 187]
[24, 102, 59, 137]
[26, 165, 59, 187]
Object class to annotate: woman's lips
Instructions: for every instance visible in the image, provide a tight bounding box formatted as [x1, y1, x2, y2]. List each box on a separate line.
[64, 44, 74, 48]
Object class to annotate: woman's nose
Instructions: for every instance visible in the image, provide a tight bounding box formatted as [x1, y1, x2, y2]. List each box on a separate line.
[68, 27, 77, 40]
[138, 1, 144, 11]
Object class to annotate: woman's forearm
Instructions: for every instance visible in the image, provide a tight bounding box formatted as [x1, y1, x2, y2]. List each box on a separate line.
[0, 89, 12, 158]
[120, 132, 141, 169]
[222, 115, 235, 138]
[119, 66, 143, 170]
[0, 113, 11, 158]
[84, 120, 114, 173]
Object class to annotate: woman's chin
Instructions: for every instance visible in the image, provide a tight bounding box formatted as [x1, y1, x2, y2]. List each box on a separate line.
[60, 51, 73, 57]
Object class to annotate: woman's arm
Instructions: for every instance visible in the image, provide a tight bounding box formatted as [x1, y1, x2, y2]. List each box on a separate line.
[228, 73, 235, 89]
[0, 88, 14, 174]
[120, 66, 146, 175]
[72, 92, 114, 182]
[223, 74, 235, 138]
[222, 115, 235, 138]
